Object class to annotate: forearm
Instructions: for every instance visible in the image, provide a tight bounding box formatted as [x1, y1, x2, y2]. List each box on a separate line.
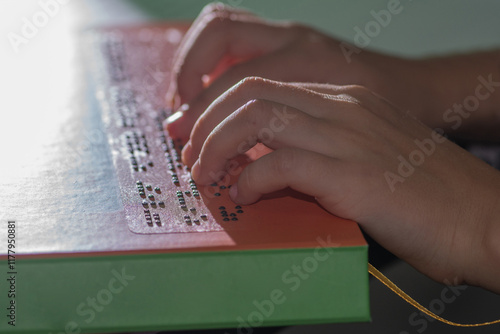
[463, 172, 500, 293]
[359, 50, 500, 142]
[414, 51, 500, 142]
[478, 193, 500, 293]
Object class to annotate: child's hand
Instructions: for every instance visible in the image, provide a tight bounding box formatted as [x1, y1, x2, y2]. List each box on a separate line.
[181, 77, 500, 293]
[165, 3, 429, 140]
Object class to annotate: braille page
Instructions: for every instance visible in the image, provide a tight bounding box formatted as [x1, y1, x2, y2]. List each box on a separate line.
[85, 24, 366, 241]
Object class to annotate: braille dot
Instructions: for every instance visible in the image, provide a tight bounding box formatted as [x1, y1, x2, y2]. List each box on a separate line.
[146, 185, 152, 190]
[190, 208, 196, 212]
[158, 201, 165, 207]
[231, 217, 238, 221]
[184, 191, 191, 195]
[219, 206, 225, 210]
[221, 211, 227, 215]
[150, 201, 156, 207]
[193, 219, 200, 224]
[200, 214, 208, 220]
[215, 193, 221, 197]
[230, 213, 236, 217]
[210, 183, 217, 187]
[220, 185, 226, 189]
[154, 187, 161, 193]
[237, 210, 244, 214]
[142, 200, 148, 207]
[136, 181, 143, 185]
[148, 161, 154, 167]
[235, 205, 242, 209]
[139, 191, 145, 197]
[148, 194, 154, 200]
[140, 165, 146, 171]
[223, 218, 230, 221]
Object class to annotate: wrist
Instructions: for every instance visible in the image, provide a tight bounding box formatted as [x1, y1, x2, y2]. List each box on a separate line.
[479, 187, 500, 293]
[357, 53, 439, 125]
[464, 172, 500, 293]
[416, 52, 500, 140]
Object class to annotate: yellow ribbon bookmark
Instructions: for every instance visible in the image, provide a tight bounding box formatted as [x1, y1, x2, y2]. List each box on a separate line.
[368, 263, 500, 327]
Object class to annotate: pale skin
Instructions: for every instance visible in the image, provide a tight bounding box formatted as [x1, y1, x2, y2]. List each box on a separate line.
[164, 4, 500, 293]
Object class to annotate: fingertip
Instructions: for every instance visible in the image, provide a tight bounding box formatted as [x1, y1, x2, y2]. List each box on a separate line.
[191, 160, 201, 182]
[181, 141, 193, 165]
[231, 175, 261, 205]
[229, 183, 238, 201]
[229, 183, 251, 205]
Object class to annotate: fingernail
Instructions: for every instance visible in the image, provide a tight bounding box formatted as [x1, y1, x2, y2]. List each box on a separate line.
[229, 183, 238, 201]
[181, 141, 192, 164]
[165, 104, 189, 125]
[191, 160, 201, 182]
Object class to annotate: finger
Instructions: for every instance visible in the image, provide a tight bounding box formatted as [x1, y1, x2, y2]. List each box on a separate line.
[183, 78, 362, 165]
[170, 13, 296, 105]
[164, 51, 351, 140]
[166, 3, 257, 106]
[166, 51, 305, 140]
[174, 3, 257, 67]
[190, 99, 337, 185]
[229, 147, 355, 218]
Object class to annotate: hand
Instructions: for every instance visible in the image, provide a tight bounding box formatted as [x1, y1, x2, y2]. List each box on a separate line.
[165, 3, 431, 140]
[184, 77, 500, 293]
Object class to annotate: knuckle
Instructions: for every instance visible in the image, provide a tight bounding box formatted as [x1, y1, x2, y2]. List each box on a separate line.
[286, 22, 311, 36]
[200, 2, 226, 16]
[342, 84, 372, 98]
[202, 12, 232, 33]
[332, 84, 375, 109]
[233, 76, 267, 94]
[239, 99, 268, 127]
[344, 85, 375, 102]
